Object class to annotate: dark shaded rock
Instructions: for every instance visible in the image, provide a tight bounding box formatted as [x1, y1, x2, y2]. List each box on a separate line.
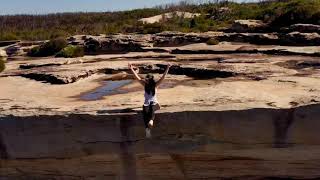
[279, 32, 320, 46]
[286, 24, 320, 33]
[20, 70, 98, 84]
[153, 32, 210, 47]
[171, 47, 320, 57]
[5, 45, 24, 56]
[297, 61, 320, 69]
[0, 40, 20, 47]
[104, 64, 236, 79]
[19, 63, 62, 69]
[217, 33, 279, 45]
[84, 37, 145, 54]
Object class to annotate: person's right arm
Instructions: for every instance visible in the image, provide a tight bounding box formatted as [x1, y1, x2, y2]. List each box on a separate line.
[129, 63, 145, 86]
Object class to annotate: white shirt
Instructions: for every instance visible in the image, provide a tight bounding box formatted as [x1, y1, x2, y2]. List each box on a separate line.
[143, 90, 158, 106]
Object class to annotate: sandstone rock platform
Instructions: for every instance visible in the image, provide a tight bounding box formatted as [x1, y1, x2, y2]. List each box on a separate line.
[1, 35, 320, 179]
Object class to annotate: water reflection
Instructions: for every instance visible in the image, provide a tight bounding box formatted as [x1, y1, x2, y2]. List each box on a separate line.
[0, 57, 6, 73]
[81, 80, 132, 101]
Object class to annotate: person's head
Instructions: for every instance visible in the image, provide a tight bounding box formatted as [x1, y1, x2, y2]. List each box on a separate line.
[144, 73, 156, 95]
[145, 73, 154, 84]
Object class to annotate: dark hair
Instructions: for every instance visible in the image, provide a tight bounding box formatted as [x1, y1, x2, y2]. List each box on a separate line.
[145, 74, 156, 95]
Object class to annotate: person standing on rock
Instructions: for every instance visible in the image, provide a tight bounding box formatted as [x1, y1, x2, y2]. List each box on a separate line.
[129, 63, 171, 138]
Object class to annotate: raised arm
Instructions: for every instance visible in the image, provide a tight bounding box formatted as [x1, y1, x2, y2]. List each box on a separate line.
[129, 63, 145, 86]
[156, 63, 171, 87]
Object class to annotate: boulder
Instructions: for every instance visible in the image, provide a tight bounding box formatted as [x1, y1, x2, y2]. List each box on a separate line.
[5, 45, 25, 56]
[228, 20, 268, 33]
[68, 35, 87, 46]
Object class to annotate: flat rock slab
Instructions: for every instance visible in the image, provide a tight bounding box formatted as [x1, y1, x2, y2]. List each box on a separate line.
[1, 43, 320, 116]
[2, 41, 320, 179]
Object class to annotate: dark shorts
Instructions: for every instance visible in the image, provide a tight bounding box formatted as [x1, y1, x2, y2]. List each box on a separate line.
[142, 103, 160, 128]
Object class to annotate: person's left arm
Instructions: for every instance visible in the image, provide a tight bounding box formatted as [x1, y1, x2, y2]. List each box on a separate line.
[156, 63, 171, 87]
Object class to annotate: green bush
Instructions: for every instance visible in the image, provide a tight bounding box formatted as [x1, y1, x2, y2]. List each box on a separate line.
[0, 33, 18, 41]
[55, 45, 84, 58]
[261, 0, 320, 26]
[28, 46, 41, 56]
[28, 38, 68, 57]
[140, 23, 164, 34]
[206, 38, 219, 45]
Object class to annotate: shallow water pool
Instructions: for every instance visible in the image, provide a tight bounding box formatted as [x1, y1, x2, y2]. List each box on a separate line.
[81, 80, 132, 101]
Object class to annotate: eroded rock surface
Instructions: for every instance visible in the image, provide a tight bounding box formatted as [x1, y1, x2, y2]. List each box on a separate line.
[1, 34, 320, 179]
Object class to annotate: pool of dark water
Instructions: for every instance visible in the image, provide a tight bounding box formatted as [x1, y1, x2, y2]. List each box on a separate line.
[81, 80, 132, 101]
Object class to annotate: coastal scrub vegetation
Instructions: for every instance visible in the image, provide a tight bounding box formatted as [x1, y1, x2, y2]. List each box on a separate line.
[1, 0, 320, 41]
[55, 45, 85, 58]
[27, 38, 68, 57]
[206, 38, 219, 45]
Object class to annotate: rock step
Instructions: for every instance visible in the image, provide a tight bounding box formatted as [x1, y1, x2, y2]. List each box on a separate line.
[1, 104, 320, 159]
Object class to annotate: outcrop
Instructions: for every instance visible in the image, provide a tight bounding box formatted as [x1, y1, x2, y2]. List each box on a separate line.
[77, 30, 320, 53]
[84, 35, 151, 54]
[280, 32, 320, 46]
[2, 38, 320, 179]
[2, 21, 320, 179]
[285, 23, 320, 33]
[227, 19, 269, 33]
[138, 11, 201, 24]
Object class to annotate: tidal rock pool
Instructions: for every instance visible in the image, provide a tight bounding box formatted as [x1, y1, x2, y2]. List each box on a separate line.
[81, 80, 132, 101]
